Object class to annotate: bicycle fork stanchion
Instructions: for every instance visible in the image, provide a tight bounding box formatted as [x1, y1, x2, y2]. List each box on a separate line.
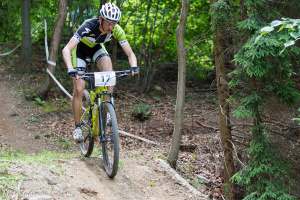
[98, 98, 106, 143]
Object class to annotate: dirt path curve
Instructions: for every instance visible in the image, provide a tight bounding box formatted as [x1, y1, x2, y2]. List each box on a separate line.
[0, 80, 51, 153]
[11, 153, 198, 200]
[0, 70, 201, 200]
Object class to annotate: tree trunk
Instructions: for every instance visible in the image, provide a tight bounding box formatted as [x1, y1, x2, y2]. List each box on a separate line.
[167, 0, 188, 168]
[215, 33, 236, 200]
[139, 0, 152, 91]
[212, 0, 236, 199]
[240, 0, 247, 20]
[143, 0, 160, 92]
[21, 0, 32, 68]
[38, 0, 68, 98]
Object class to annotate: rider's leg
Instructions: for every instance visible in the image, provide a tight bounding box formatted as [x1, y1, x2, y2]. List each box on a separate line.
[96, 56, 113, 126]
[71, 56, 87, 142]
[72, 58, 87, 126]
[93, 45, 112, 72]
[72, 78, 85, 125]
[72, 78, 85, 142]
[96, 55, 112, 71]
[94, 49, 113, 126]
[93, 46, 113, 93]
[97, 55, 113, 93]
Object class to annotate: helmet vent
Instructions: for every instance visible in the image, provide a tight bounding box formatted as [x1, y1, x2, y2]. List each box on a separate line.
[99, 2, 121, 22]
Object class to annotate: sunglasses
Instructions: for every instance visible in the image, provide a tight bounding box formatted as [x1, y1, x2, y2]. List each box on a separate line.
[103, 19, 117, 26]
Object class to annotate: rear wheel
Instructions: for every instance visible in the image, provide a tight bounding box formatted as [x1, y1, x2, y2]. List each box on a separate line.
[79, 89, 94, 157]
[100, 102, 119, 178]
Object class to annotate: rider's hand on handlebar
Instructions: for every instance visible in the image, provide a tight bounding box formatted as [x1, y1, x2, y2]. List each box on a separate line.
[67, 67, 78, 78]
[130, 66, 140, 76]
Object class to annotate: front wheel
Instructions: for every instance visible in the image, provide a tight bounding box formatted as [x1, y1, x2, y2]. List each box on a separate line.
[99, 102, 119, 178]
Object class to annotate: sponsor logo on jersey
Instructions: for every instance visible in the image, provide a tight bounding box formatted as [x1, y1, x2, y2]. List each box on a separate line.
[82, 28, 91, 35]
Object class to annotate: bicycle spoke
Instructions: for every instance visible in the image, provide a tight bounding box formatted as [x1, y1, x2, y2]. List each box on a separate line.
[107, 134, 113, 142]
[79, 90, 94, 157]
[83, 135, 89, 143]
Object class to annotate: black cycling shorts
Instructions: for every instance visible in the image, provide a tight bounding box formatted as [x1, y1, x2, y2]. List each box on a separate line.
[71, 42, 109, 69]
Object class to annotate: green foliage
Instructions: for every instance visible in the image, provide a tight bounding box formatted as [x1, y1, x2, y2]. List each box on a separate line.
[233, 92, 262, 119]
[231, 16, 300, 200]
[238, 16, 262, 32]
[32, 96, 69, 113]
[257, 18, 300, 54]
[232, 18, 300, 105]
[186, 1, 213, 77]
[0, 0, 58, 43]
[121, 0, 213, 81]
[0, 0, 21, 42]
[34, 96, 45, 106]
[131, 103, 152, 121]
[229, 1, 300, 198]
[210, 0, 233, 30]
[68, 0, 99, 30]
[1, 0, 215, 83]
[231, 129, 295, 200]
[236, 0, 278, 33]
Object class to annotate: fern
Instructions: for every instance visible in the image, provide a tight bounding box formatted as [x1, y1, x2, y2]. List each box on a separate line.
[231, 14, 300, 200]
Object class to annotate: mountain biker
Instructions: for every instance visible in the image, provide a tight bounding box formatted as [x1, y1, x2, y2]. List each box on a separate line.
[62, 2, 139, 142]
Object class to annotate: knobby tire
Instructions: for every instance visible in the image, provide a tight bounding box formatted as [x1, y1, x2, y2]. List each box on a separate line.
[100, 102, 119, 178]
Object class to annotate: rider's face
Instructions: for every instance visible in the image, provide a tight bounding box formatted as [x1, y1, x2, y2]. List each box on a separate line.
[100, 18, 117, 32]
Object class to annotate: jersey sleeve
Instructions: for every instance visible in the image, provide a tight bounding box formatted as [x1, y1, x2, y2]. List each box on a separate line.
[112, 25, 128, 46]
[72, 20, 94, 42]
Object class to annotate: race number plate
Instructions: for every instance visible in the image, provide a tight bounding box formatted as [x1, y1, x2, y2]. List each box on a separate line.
[94, 71, 116, 87]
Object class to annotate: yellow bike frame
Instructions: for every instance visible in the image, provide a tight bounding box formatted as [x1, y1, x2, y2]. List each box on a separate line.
[87, 86, 109, 137]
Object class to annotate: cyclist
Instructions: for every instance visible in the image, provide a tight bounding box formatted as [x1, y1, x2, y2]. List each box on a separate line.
[62, 2, 139, 142]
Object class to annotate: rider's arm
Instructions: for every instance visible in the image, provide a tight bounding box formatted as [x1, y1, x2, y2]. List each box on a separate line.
[112, 25, 137, 68]
[62, 37, 79, 69]
[121, 42, 137, 67]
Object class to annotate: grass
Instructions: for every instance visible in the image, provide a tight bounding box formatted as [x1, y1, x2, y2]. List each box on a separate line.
[34, 97, 70, 113]
[0, 149, 75, 200]
[0, 150, 75, 164]
[0, 160, 23, 199]
[0, 172, 23, 200]
[57, 137, 72, 150]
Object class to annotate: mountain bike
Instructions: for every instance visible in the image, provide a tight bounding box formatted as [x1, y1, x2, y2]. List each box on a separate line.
[78, 68, 131, 178]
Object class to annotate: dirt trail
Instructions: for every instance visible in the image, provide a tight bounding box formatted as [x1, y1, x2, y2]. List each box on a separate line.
[0, 80, 51, 153]
[8, 152, 197, 200]
[0, 71, 201, 200]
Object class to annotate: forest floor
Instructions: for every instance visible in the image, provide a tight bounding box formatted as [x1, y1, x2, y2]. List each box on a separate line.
[2, 47, 300, 200]
[0, 61, 210, 200]
[0, 55, 227, 200]
[1, 48, 300, 199]
[0, 52, 228, 200]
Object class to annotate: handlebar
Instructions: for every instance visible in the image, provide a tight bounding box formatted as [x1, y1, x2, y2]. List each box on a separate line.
[81, 69, 132, 81]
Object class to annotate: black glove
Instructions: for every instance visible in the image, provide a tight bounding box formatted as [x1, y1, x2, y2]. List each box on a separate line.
[130, 66, 140, 75]
[67, 67, 77, 77]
